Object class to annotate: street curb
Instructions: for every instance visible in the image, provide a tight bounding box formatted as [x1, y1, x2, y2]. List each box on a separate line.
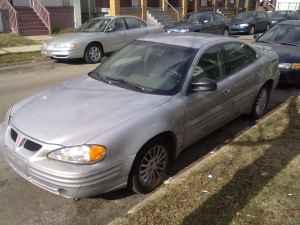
[0, 60, 55, 74]
[108, 98, 291, 225]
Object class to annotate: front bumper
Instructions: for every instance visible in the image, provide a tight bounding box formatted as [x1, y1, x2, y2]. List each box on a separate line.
[41, 47, 84, 59]
[228, 25, 250, 34]
[0, 124, 125, 199]
[279, 70, 300, 86]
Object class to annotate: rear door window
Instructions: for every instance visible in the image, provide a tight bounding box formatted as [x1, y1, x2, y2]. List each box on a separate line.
[222, 42, 257, 76]
[125, 18, 143, 29]
[193, 45, 224, 82]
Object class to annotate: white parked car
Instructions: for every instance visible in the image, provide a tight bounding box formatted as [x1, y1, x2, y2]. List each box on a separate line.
[41, 16, 163, 63]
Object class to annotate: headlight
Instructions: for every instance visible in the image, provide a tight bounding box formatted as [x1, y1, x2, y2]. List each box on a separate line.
[239, 23, 249, 28]
[48, 145, 107, 164]
[271, 20, 278, 24]
[56, 42, 80, 49]
[179, 28, 189, 33]
[279, 63, 300, 70]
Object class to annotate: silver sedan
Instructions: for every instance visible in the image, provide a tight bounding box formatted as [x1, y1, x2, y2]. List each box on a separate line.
[41, 16, 162, 63]
[1, 33, 279, 199]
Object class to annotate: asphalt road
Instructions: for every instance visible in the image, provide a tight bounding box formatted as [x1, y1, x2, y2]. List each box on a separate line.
[0, 60, 299, 225]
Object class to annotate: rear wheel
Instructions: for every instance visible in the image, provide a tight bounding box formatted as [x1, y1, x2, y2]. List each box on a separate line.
[249, 25, 255, 35]
[130, 138, 170, 194]
[84, 43, 103, 64]
[251, 86, 270, 119]
[224, 29, 229, 36]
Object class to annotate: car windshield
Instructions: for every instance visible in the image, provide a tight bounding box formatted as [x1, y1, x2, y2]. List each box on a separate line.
[188, 13, 210, 24]
[235, 11, 255, 19]
[258, 24, 300, 46]
[78, 18, 111, 32]
[90, 41, 197, 95]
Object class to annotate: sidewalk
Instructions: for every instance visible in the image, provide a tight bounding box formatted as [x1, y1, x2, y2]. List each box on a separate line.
[110, 97, 300, 225]
[0, 34, 51, 56]
[0, 45, 42, 55]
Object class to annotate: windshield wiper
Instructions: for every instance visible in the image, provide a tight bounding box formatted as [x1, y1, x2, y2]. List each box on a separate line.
[105, 77, 155, 93]
[278, 42, 298, 46]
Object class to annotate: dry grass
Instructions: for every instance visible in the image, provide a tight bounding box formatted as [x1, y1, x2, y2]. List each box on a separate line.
[0, 34, 38, 48]
[112, 97, 300, 225]
[0, 52, 45, 67]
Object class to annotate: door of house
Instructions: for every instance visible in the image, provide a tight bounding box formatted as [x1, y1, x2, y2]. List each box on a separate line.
[148, 0, 160, 7]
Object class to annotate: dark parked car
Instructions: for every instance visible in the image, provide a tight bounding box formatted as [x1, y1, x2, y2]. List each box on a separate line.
[229, 11, 270, 35]
[256, 20, 300, 86]
[167, 12, 228, 35]
[269, 11, 300, 27]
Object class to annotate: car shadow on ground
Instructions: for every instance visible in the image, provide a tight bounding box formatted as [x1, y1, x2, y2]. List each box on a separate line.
[97, 87, 294, 201]
[181, 96, 300, 225]
[51, 58, 87, 65]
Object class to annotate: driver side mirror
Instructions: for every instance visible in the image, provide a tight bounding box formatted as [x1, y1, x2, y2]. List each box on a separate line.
[190, 78, 217, 92]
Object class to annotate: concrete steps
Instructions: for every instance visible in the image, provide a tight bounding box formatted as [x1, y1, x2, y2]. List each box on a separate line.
[16, 7, 49, 36]
[147, 7, 177, 27]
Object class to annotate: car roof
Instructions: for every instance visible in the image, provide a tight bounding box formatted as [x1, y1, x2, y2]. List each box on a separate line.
[92, 15, 141, 20]
[139, 33, 238, 49]
[279, 20, 300, 25]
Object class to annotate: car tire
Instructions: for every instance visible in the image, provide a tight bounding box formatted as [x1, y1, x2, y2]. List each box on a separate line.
[129, 137, 171, 194]
[224, 29, 229, 36]
[249, 25, 255, 35]
[84, 43, 103, 64]
[266, 24, 270, 31]
[251, 86, 270, 120]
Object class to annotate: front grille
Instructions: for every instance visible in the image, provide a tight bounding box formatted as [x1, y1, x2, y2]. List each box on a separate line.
[24, 140, 42, 152]
[10, 128, 42, 152]
[10, 129, 17, 142]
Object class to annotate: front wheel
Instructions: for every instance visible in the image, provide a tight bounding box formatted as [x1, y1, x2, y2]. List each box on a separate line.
[84, 44, 103, 64]
[251, 86, 270, 119]
[224, 29, 229, 36]
[130, 138, 170, 194]
[249, 25, 255, 35]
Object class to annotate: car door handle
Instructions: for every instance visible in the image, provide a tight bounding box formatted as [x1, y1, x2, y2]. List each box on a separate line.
[222, 89, 231, 95]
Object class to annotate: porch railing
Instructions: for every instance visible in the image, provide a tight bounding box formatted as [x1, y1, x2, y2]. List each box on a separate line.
[31, 0, 51, 33]
[163, 0, 180, 22]
[0, 0, 18, 33]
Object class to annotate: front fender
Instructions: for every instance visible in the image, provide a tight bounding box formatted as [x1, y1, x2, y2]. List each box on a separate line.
[86, 97, 185, 174]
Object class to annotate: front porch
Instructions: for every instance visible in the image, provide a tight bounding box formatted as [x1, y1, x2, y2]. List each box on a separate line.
[81, 0, 255, 24]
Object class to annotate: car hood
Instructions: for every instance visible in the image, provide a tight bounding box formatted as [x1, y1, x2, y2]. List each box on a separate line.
[256, 42, 300, 63]
[47, 32, 103, 44]
[11, 76, 172, 146]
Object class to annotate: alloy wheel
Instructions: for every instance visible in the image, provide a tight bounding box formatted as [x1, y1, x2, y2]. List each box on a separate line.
[255, 88, 268, 117]
[87, 46, 102, 63]
[250, 26, 255, 35]
[138, 144, 169, 188]
[224, 29, 229, 36]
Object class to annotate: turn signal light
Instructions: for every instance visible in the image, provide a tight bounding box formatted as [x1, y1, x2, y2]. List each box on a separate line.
[89, 145, 107, 161]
